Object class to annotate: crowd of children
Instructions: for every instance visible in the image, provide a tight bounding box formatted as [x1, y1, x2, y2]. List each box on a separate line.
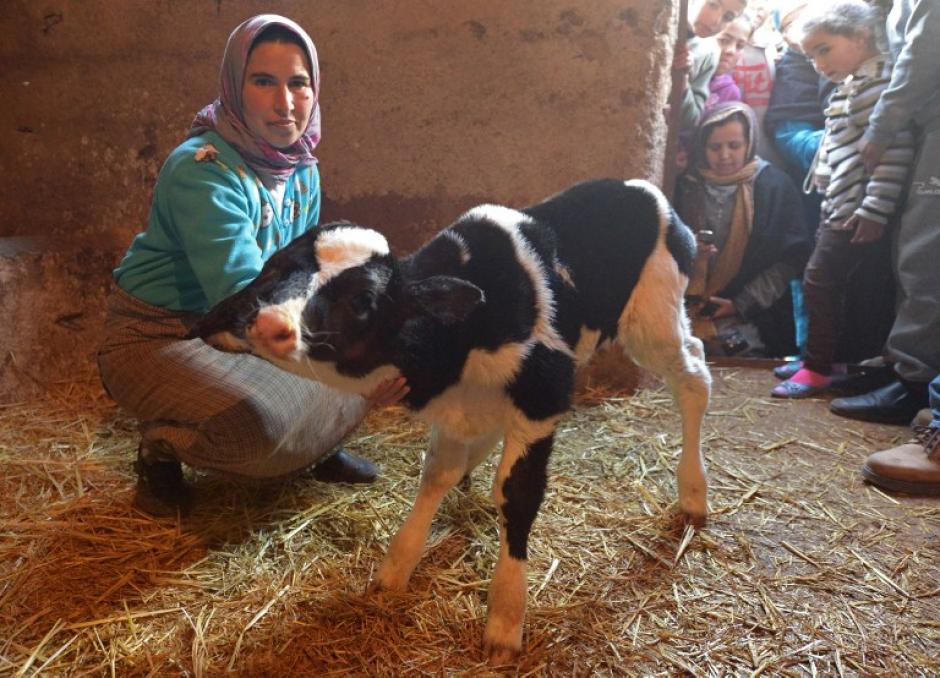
[672, 0, 940, 495]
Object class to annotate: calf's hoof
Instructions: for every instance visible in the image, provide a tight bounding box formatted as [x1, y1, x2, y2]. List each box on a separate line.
[683, 510, 707, 528]
[483, 618, 522, 666]
[367, 578, 405, 595]
[678, 487, 708, 528]
[484, 639, 520, 666]
[367, 565, 410, 594]
[678, 500, 707, 527]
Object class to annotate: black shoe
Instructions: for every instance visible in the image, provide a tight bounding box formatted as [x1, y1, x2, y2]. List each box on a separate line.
[310, 449, 378, 484]
[830, 379, 929, 425]
[133, 443, 193, 517]
[829, 365, 897, 396]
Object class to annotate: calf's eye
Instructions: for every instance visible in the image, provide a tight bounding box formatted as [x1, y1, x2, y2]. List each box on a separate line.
[349, 291, 376, 318]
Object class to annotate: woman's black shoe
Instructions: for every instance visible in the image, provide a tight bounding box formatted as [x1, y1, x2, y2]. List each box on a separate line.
[133, 444, 193, 517]
[311, 449, 378, 484]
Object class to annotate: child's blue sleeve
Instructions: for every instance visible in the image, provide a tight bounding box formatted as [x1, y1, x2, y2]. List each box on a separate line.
[774, 122, 824, 174]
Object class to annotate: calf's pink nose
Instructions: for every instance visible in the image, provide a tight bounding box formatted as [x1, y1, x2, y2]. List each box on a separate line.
[249, 307, 299, 358]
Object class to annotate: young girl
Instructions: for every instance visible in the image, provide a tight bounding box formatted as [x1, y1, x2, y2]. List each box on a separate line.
[772, 0, 915, 398]
[98, 15, 407, 515]
[675, 0, 749, 133]
[705, 15, 753, 114]
[676, 102, 811, 358]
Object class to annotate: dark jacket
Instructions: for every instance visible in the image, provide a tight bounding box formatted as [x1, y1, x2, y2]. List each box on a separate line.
[676, 162, 813, 356]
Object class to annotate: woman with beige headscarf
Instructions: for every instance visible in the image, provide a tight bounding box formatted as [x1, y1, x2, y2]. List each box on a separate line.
[676, 101, 812, 358]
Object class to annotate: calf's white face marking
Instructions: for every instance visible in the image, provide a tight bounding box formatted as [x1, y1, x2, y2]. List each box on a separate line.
[245, 227, 391, 360]
[310, 227, 390, 294]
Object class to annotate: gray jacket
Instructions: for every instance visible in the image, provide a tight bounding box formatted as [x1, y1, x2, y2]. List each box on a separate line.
[865, 0, 940, 146]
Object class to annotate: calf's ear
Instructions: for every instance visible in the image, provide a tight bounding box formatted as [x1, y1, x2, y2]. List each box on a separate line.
[406, 275, 485, 324]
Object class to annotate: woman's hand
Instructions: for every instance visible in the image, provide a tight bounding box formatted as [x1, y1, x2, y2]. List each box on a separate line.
[846, 214, 886, 244]
[695, 242, 718, 259]
[700, 296, 737, 319]
[859, 138, 887, 175]
[367, 377, 410, 407]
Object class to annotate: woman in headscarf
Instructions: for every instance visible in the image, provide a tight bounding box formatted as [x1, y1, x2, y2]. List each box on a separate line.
[98, 15, 407, 516]
[676, 101, 812, 358]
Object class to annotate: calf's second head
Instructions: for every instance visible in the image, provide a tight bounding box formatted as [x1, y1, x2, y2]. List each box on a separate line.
[190, 221, 485, 390]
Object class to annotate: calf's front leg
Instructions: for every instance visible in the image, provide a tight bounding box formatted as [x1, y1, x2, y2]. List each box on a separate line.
[484, 432, 553, 664]
[372, 426, 496, 592]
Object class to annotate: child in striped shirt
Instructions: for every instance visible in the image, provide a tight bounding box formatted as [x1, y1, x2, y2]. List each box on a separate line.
[772, 0, 915, 399]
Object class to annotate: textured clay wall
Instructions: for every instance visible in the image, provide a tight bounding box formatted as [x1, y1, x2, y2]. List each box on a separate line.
[0, 0, 677, 401]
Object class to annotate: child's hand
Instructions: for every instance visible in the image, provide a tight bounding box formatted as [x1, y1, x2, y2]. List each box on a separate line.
[367, 377, 409, 407]
[846, 214, 886, 244]
[673, 43, 691, 72]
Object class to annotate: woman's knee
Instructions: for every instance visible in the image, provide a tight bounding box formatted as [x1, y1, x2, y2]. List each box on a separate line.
[191, 396, 316, 477]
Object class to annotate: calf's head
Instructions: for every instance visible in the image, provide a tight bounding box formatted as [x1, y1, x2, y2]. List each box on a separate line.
[190, 221, 485, 391]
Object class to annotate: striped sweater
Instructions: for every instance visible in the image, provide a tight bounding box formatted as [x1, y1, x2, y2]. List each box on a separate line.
[809, 56, 915, 229]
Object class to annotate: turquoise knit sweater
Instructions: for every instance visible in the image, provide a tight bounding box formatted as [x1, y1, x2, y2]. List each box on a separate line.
[114, 131, 321, 313]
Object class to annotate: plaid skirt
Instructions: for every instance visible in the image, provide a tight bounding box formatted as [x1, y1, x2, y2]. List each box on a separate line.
[97, 288, 370, 478]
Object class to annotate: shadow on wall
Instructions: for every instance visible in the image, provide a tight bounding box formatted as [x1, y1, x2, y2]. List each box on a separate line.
[0, 243, 113, 402]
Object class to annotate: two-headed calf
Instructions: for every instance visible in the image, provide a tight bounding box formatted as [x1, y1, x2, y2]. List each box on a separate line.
[193, 178, 711, 663]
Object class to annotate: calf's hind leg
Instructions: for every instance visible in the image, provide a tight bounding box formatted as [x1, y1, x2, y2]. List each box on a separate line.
[619, 252, 711, 524]
[372, 426, 499, 592]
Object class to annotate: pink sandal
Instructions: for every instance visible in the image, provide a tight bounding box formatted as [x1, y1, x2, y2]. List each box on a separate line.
[771, 378, 829, 399]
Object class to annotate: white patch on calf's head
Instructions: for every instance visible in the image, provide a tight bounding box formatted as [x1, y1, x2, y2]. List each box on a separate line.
[312, 226, 389, 293]
[442, 230, 472, 265]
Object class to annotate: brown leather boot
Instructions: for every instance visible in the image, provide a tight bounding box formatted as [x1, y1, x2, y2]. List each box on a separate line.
[862, 426, 940, 496]
[310, 449, 378, 484]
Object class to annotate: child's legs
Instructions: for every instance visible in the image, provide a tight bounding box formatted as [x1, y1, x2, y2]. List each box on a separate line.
[802, 228, 884, 375]
[98, 289, 370, 478]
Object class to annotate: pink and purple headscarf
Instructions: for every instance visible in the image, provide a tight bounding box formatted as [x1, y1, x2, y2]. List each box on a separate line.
[189, 14, 321, 183]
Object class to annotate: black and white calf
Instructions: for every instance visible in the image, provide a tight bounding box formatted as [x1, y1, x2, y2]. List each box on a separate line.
[191, 178, 711, 663]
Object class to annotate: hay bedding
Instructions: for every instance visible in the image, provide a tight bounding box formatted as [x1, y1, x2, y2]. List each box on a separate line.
[1, 367, 938, 676]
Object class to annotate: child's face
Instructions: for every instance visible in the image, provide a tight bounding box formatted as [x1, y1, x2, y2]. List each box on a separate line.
[691, 0, 748, 38]
[801, 28, 877, 82]
[715, 18, 751, 75]
[705, 119, 749, 176]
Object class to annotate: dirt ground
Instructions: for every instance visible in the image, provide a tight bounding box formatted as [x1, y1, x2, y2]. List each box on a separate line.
[1, 363, 938, 675]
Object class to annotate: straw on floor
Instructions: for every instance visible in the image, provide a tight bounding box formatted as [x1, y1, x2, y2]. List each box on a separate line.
[1, 366, 938, 675]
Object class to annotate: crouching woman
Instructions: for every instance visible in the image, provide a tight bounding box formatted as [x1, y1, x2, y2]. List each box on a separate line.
[97, 14, 406, 516]
[676, 102, 813, 358]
